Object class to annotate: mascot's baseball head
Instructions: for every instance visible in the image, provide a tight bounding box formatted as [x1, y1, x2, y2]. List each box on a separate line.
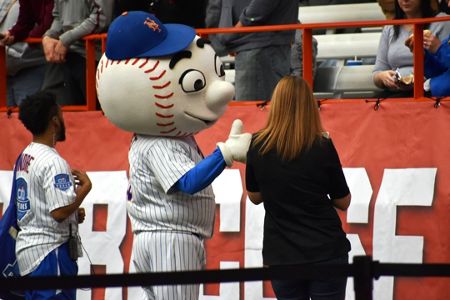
[96, 11, 235, 136]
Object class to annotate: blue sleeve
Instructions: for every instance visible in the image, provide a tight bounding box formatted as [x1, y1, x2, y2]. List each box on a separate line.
[425, 50, 447, 78]
[424, 37, 450, 78]
[175, 148, 226, 195]
[435, 37, 450, 69]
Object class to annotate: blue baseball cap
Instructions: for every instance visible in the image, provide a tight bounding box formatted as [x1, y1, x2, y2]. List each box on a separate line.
[105, 11, 196, 60]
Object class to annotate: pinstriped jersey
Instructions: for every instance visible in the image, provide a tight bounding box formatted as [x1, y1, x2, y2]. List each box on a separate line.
[15, 143, 77, 276]
[127, 135, 215, 238]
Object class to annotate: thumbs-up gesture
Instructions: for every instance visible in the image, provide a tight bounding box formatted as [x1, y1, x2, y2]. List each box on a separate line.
[217, 119, 252, 166]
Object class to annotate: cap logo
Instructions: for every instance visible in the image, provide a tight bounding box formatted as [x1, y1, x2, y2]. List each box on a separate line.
[144, 18, 161, 32]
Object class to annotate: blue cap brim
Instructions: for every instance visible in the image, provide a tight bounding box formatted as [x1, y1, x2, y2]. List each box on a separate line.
[136, 24, 196, 58]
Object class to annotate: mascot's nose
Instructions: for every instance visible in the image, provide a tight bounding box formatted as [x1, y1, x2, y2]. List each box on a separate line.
[205, 80, 235, 112]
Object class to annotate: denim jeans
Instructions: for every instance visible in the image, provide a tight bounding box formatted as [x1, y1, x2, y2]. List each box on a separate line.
[7, 64, 46, 107]
[271, 255, 348, 300]
[234, 45, 290, 101]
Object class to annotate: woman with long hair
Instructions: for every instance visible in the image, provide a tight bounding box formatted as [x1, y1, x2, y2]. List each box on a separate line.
[372, 0, 450, 97]
[246, 76, 351, 300]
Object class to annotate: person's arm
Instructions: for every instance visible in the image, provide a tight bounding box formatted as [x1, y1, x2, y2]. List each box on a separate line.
[205, 0, 221, 28]
[239, 0, 281, 26]
[28, 0, 54, 38]
[174, 148, 226, 195]
[373, 26, 399, 89]
[51, 170, 92, 222]
[325, 138, 351, 211]
[7, 0, 35, 42]
[424, 50, 447, 78]
[247, 191, 263, 205]
[332, 193, 351, 211]
[245, 141, 263, 205]
[176, 120, 251, 194]
[373, 69, 400, 89]
[58, 0, 107, 48]
[44, 0, 63, 39]
[433, 36, 450, 69]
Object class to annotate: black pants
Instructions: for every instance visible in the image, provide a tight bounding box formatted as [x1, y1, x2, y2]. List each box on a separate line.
[41, 52, 86, 105]
[271, 255, 348, 300]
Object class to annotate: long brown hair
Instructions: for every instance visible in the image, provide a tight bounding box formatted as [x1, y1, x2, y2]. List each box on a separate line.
[253, 76, 324, 161]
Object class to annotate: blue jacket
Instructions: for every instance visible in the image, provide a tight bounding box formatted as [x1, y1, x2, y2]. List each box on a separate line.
[425, 36, 450, 97]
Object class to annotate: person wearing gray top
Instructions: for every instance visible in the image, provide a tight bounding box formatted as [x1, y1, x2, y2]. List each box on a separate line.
[372, 0, 450, 97]
[207, 0, 299, 101]
[41, 0, 112, 105]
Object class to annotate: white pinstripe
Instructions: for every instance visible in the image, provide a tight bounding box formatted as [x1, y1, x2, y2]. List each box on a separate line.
[133, 231, 205, 300]
[128, 135, 215, 237]
[128, 135, 215, 300]
[15, 143, 77, 276]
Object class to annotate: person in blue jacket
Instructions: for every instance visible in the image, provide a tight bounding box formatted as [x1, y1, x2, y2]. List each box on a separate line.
[423, 34, 450, 97]
[406, 0, 450, 97]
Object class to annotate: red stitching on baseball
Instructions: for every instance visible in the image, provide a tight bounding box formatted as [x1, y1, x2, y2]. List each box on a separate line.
[139, 59, 149, 68]
[132, 58, 140, 65]
[150, 70, 166, 81]
[156, 112, 174, 118]
[160, 128, 177, 134]
[152, 81, 170, 89]
[157, 122, 175, 127]
[154, 92, 174, 99]
[155, 103, 174, 109]
[144, 60, 160, 73]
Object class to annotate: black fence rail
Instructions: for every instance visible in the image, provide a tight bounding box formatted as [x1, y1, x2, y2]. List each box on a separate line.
[2, 256, 450, 300]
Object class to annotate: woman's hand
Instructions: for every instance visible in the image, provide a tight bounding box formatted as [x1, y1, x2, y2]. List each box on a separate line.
[376, 70, 400, 89]
[423, 33, 441, 54]
[0, 31, 14, 46]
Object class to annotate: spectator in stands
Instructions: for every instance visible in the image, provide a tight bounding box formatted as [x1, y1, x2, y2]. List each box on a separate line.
[372, 0, 450, 98]
[0, 0, 53, 107]
[246, 76, 351, 300]
[207, 0, 299, 101]
[41, 0, 110, 105]
[406, 0, 450, 96]
[377, 0, 396, 19]
[114, 0, 207, 28]
[290, 27, 318, 78]
[438, 0, 450, 13]
[378, 0, 439, 19]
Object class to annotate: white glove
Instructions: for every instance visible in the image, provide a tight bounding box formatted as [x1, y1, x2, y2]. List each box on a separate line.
[217, 119, 252, 166]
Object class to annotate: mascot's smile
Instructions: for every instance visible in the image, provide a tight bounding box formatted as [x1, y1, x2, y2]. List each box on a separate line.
[184, 111, 216, 126]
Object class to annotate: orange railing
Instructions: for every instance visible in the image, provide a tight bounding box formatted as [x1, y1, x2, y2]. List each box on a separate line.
[1, 16, 450, 112]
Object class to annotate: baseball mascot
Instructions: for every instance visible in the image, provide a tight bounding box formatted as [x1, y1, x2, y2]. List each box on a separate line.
[96, 11, 251, 300]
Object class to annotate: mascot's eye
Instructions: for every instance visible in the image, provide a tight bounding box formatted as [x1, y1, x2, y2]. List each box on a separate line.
[179, 69, 206, 93]
[214, 55, 225, 77]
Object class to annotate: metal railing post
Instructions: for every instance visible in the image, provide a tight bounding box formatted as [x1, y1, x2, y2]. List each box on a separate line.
[353, 256, 374, 300]
[85, 38, 97, 111]
[0, 47, 6, 107]
[413, 23, 425, 99]
[302, 28, 314, 88]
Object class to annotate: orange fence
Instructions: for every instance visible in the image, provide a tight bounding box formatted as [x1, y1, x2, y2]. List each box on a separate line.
[1, 16, 450, 112]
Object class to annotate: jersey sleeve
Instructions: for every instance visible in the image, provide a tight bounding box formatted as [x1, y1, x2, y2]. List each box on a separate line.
[175, 148, 226, 195]
[42, 155, 76, 212]
[147, 139, 197, 193]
